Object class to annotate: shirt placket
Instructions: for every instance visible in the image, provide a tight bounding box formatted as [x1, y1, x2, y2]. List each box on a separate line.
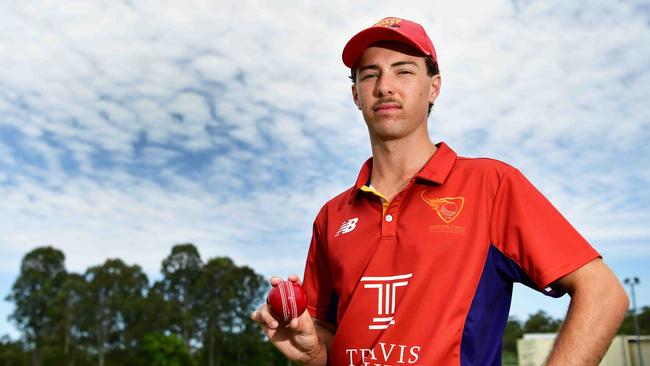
[381, 178, 415, 238]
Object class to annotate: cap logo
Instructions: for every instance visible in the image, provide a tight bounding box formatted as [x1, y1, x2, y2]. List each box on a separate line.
[374, 17, 402, 29]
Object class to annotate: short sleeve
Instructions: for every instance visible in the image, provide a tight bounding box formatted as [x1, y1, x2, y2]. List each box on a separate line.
[489, 167, 600, 289]
[302, 212, 338, 325]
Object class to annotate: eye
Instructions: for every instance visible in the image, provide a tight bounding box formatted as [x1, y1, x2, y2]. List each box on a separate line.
[361, 73, 378, 81]
[398, 70, 414, 75]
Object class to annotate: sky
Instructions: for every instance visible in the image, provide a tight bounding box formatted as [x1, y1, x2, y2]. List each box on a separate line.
[1, 0, 649, 338]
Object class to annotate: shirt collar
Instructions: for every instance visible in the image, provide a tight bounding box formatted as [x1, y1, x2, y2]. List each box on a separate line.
[351, 142, 457, 200]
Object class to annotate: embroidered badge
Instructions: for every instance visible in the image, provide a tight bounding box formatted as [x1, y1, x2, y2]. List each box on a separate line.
[421, 192, 465, 223]
[374, 17, 402, 28]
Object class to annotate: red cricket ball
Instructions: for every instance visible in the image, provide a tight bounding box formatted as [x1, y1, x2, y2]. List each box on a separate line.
[266, 280, 308, 323]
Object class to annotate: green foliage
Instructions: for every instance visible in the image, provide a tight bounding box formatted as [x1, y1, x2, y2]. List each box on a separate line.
[79, 258, 149, 365]
[617, 306, 650, 335]
[0, 336, 28, 366]
[6, 246, 67, 366]
[134, 333, 192, 366]
[502, 311, 563, 365]
[502, 350, 518, 366]
[502, 317, 524, 354]
[2, 244, 285, 365]
[523, 310, 562, 333]
[159, 244, 203, 349]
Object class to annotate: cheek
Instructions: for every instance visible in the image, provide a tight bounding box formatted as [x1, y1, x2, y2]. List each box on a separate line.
[357, 89, 373, 107]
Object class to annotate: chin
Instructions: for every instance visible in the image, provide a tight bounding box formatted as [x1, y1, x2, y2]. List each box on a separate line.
[369, 128, 410, 141]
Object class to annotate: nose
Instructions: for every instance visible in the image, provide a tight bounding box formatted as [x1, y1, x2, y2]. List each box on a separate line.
[374, 74, 394, 97]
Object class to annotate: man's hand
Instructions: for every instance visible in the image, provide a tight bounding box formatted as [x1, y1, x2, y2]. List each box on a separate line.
[251, 274, 328, 366]
[546, 258, 629, 365]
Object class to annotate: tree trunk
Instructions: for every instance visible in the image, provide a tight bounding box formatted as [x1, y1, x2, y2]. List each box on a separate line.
[31, 347, 40, 366]
[208, 319, 215, 366]
[183, 291, 190, 350]
[97, 323, 106, 366]
[214, 329, 222, 366]
[182, 310, 189, 350]
[64, 309, 70, 362]
[97, 341, 104, 366]
[237, 335, 242, 364]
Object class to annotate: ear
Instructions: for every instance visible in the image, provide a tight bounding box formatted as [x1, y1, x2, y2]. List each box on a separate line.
[428, 74, 441, 104]
[351, 83, 362, 109]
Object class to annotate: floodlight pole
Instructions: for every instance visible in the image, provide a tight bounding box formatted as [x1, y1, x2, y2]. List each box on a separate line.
[624, 277, 644, 366]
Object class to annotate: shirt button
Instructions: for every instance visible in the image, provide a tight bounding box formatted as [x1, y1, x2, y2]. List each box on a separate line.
[385, 214, 393, 222]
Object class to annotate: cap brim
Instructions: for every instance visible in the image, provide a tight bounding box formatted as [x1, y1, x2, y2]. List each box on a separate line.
[342, 27, 431, 68]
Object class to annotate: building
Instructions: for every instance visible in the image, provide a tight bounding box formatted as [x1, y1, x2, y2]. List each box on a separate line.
[517, 334, 650, 366]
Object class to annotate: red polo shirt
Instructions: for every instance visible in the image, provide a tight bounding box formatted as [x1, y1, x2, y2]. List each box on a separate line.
[303, 142, 599, 366]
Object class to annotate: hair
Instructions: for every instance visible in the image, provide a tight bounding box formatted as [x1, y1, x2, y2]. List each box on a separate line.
[349, 56, 440, 115]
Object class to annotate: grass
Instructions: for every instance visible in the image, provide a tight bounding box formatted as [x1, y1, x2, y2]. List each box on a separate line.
[502, 350, 518, 366]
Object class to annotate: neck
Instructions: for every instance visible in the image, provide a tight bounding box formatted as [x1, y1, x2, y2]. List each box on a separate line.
[368, 129, 437, 200]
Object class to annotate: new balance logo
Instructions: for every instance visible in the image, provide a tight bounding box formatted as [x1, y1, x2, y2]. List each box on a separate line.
[335, 218, 358, 237]
[361, 273, 413, 330]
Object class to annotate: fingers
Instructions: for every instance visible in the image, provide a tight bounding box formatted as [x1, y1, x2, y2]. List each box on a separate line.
[252, 274, 305, 331]
[287, 274, 302, 284]
[270, 276, 283, 286]
[288, 306, 313, 334]
[251, 303, 279, 330]
[269, 274, 302, 286]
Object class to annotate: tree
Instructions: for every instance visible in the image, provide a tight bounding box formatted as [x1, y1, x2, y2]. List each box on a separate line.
[194, 257, 238, 366]
[193, 259, 276, 366]
[78, 259, 148, 366]
[140, 281, 172, 336]
[228, 265, 268, 365]
[502, 317, 524, 364]
[6, 247, 67, 366]
[158, 244, 203, 350]
[48, 272, 88, 366]
[134, 333, 192, 366]
[0, 335, 28, 366]
[523, 310, 562, 333]
[618, 306, 650, 335]
[503, 317, 524, 350]
[3, 245, 283, 365]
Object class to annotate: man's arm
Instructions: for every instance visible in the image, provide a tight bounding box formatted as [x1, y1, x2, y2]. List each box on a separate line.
[545, 258, 629, 365]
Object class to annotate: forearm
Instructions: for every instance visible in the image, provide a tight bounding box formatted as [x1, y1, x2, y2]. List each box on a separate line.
[546, 263, 628, 365]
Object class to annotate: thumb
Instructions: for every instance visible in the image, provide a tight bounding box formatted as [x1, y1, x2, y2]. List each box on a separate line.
[289, 309, 315, 335]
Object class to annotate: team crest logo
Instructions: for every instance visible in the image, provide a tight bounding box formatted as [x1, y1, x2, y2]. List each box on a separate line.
[421, 191, 465, 223]
[374, 17, 402, 28]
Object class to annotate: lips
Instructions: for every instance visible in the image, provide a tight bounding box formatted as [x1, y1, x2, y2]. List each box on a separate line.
[374, 102, 402, 112]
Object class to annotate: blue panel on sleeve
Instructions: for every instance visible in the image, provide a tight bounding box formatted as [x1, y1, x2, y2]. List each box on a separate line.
[460, 245, 564, 365]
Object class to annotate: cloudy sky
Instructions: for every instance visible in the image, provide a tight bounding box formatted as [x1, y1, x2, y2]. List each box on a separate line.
[1, 1, 649, 337]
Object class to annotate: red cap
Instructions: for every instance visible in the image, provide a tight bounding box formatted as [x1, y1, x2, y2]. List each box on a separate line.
[342, 17, 437, 68]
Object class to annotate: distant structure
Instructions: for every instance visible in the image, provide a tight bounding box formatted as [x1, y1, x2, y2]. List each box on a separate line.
[517, 334, 650, 366]
[624, 277, 644, 366]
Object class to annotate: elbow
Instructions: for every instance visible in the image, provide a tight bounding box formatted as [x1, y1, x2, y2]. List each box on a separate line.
[619, 284, 630, 316]
[611, 279, 630, 326]
[614, 276, 630, 310]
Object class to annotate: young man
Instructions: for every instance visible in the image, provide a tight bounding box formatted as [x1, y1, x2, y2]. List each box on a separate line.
[253, 17, 628, 365]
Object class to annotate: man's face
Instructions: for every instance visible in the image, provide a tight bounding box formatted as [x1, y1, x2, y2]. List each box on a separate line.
[351, 42, 440, 142]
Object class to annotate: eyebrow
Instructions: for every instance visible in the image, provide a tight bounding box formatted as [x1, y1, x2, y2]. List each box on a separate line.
[357, 61, 420, 74]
